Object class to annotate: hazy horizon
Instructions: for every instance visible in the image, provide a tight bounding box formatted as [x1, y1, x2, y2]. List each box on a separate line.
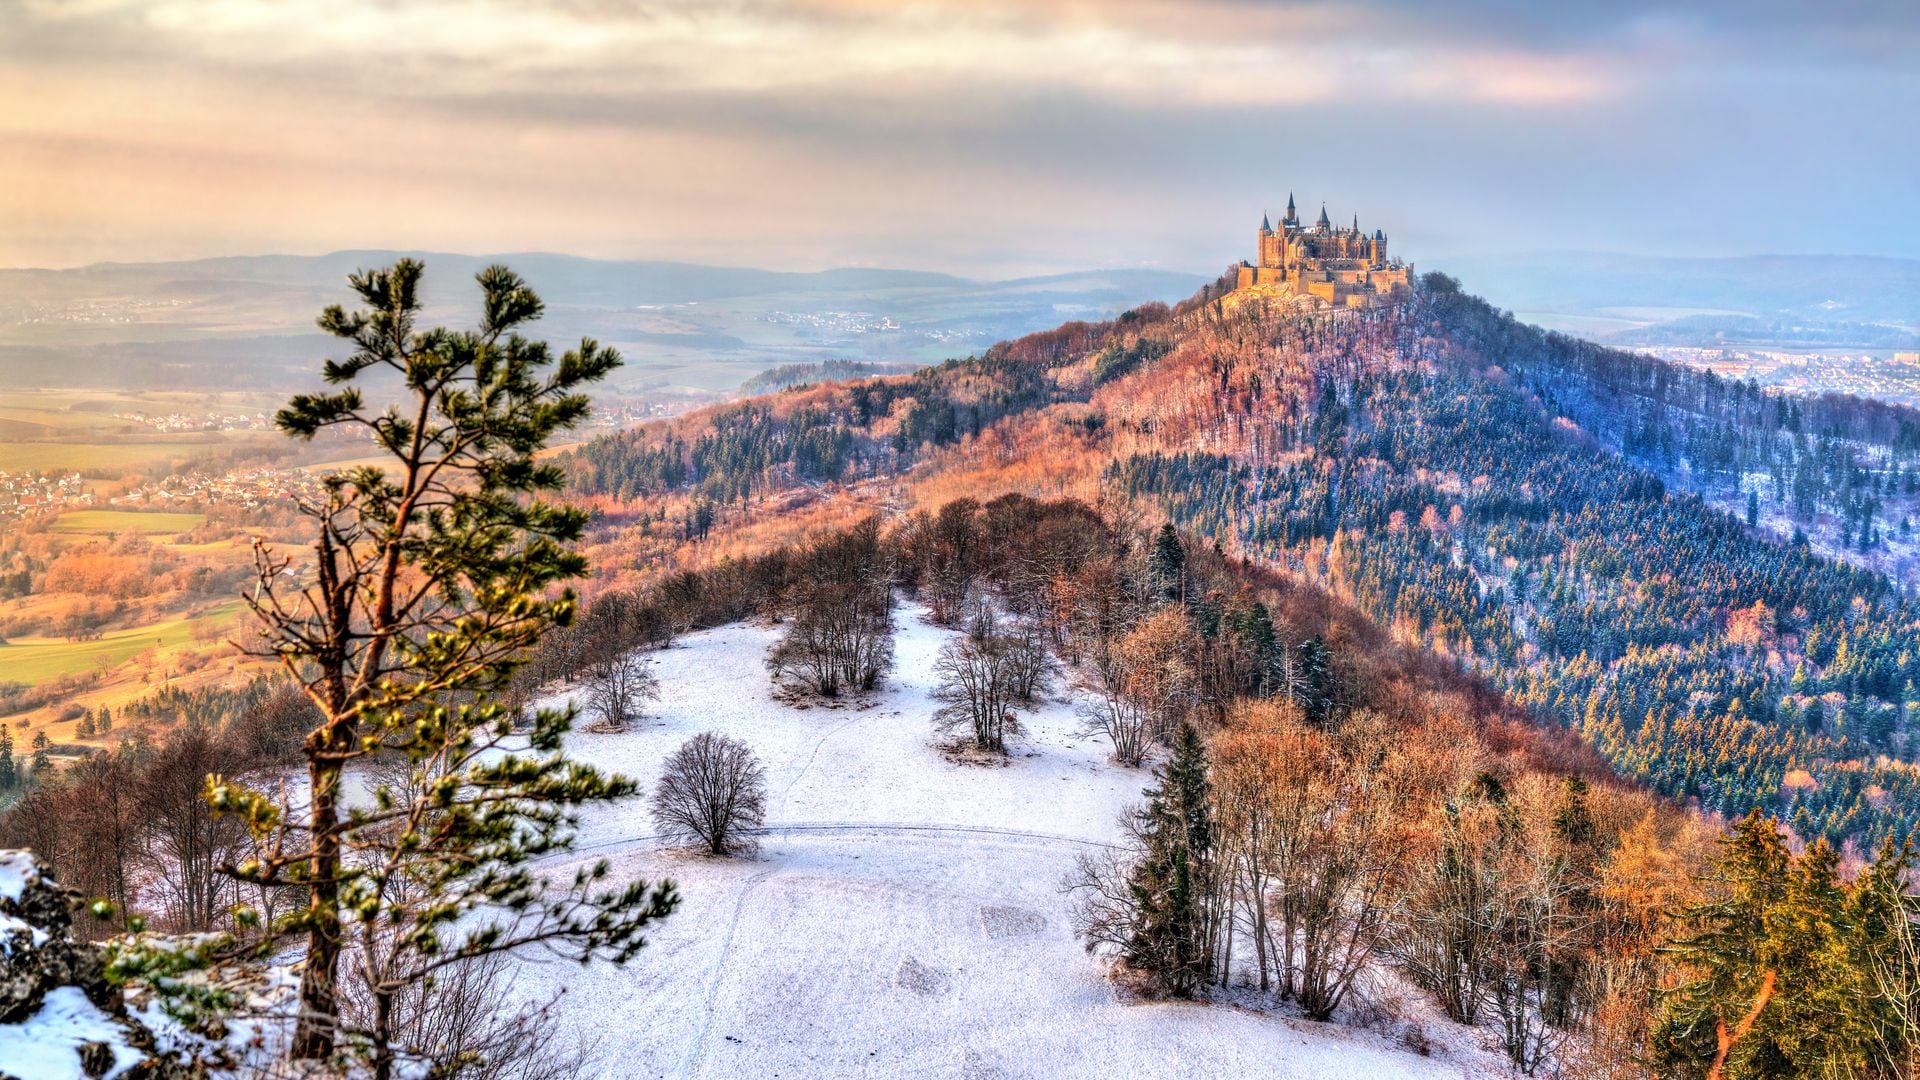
[7, 245, 1920, 281]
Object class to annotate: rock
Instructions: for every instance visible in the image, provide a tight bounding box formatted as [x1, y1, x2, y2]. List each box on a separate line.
[0, 850, 181, 1079]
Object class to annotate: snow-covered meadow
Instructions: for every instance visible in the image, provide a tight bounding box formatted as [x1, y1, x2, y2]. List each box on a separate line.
[503, 605, 1510, 1079]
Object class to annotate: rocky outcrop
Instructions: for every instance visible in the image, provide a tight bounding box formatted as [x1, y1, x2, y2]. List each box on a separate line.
[0, 850, 176, 1080]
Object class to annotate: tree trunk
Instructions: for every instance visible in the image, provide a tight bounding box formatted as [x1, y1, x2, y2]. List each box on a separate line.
[293, 756, 343, 1058]
[372, 983, 395, 1080]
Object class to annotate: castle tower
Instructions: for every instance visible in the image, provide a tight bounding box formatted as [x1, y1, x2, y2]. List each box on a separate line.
[1257, 211, 1283, 269]
[1316, 203, 1331, 232]
[1283, 192, 1298, 227]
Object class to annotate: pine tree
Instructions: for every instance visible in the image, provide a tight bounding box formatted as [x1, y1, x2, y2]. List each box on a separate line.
[1148, 523, 1186, 605]
[1293, 635, 1335, 725]
[1123, 721, 1213, 996]
[0, 727, 15, 789]
[1653, 810, 1790, 1077]
[201, 261, 678, 1074]
[1653, 810, 1912, 1078]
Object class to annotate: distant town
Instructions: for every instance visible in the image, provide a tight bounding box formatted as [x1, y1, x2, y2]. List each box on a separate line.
[0, 466, 326, 523]
[1645, 347, 1920, 406]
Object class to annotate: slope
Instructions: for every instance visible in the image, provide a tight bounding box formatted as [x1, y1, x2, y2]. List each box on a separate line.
[566, 273, 1920, 850]
[505, 606, 1512, 1079]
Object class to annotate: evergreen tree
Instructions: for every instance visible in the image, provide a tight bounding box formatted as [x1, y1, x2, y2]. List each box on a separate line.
[1123, 721, 1213, 996]
[0, 727, 15, 789]
[202, 261, 678, 1073]
[1653, 811, 1915, 1078]
[1293, 635, 1335, 726]
[1148, 523, 1186, 604]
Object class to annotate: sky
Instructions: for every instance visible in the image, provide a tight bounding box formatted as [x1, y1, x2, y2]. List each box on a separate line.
[1, 0, 1917, 277]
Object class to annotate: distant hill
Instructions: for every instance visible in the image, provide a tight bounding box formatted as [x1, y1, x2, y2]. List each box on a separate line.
[0, 252, 1208, 391]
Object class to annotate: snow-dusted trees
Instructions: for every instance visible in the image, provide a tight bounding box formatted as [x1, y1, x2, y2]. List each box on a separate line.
[768, 519, 894, 698]
[582, 652, 660, 732]
[932, 622, 1028, 753]
[652, 733, 767, 856]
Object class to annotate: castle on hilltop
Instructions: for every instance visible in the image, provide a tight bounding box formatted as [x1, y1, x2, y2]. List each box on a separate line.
[1234, 194, 1413, 308]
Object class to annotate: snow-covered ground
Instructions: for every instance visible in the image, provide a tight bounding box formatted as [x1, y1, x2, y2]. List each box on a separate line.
[505, 605, 1511, 1079]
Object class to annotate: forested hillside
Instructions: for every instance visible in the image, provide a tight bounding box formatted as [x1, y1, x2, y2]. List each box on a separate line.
[564, 272, 1920, 853]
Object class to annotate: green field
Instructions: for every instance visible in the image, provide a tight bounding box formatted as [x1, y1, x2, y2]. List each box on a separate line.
[50, 510, 207, 534]
[0, 600, 246, 684]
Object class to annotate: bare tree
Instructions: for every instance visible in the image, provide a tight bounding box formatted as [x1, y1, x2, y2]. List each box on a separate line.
[651, 733, 767, 856]
[142, 722, 249, 931]
[1080, 608, 1196, 766]
[1079, 688, 1159, 768]
[767, 582, 892, 698]
[932, 629, 1025, 753]
[582, 653, 659, 732]
[340, 943, 595, 1079]
[1005, 619, 1057, 703]
[1067, 844, 1143, 962]
[898, 499, 984, 626]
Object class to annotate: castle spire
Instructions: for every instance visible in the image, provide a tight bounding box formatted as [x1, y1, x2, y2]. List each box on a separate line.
[1316, 203, 1331, 230]
[1352, 213, 1359, 234]
[1261, 211, 1272, 233]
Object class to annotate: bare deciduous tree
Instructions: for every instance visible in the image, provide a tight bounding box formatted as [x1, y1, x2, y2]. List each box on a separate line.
[1005, 619, 1057, 703]
[767, 582, 892, 698]
[582, 653, 659, 732]
[1079, 688, 1159, 768]
[1081, 608, 1195, 766]
[142, 722, 249, 931]
[340, 946, 596, 1080]
[932, 629, 1025, 753]
[651, 733, 767, 856]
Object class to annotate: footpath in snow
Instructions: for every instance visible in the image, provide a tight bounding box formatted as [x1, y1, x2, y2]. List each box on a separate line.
[506, 605, 1509, 1079]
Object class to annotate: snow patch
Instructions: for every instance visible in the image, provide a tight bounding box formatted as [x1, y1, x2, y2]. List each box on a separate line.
[496, 605, 1512, 1079]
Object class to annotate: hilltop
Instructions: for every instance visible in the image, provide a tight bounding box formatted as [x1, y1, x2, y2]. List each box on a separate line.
[564, 273, 1920, 851]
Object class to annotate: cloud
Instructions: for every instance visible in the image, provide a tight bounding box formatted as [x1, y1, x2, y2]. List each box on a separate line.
[0, 0, 1915, 270]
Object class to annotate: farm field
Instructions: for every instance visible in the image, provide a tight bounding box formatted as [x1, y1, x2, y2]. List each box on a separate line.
[0, 439, 243, 473]
[49, 510, 207, 535]
[0, 599, 247, 685]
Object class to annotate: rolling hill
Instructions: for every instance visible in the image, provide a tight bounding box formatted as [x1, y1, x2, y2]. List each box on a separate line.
[0, 253, 1208, 392]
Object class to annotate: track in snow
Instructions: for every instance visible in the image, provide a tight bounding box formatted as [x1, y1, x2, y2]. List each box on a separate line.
[568, 820, 1126, 860]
